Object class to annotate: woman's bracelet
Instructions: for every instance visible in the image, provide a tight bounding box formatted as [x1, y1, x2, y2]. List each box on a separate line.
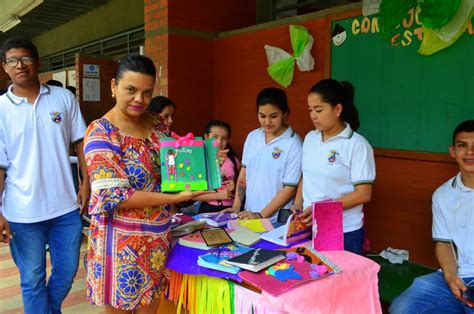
[256, 212, 263, 219]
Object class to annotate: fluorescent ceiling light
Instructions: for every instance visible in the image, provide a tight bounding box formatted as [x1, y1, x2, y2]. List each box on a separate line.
[0, 0, 43, 33]
[0, 15, 21, 33]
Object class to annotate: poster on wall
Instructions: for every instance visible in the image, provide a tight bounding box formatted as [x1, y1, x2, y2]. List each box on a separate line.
[83, 78, 100, 101]
[67, 70, 76, 87]
[52, 71, 66, 87]
[83, 64, 100, 78]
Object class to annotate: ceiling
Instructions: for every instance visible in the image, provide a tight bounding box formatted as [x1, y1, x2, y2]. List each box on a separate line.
[0, 0, 108, 43]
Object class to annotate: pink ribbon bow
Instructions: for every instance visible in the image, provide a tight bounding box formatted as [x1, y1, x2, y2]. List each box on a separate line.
[171, 132, 195, 148]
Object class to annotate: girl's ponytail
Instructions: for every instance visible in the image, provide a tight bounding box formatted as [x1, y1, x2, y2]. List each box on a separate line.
[340, 81, 360, 131]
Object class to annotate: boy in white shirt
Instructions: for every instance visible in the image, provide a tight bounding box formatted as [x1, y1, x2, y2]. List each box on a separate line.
[0, 37, 89, 314]
[390, 120, 474, 313]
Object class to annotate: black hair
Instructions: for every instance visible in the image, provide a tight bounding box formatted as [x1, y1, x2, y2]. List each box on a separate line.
[256, 87, 290, 115]
[452, 120, 474, 145]
[66, 85, 76, 96]
[308, 78, 360, 131]
[1, 37, 39, 61]
[203, 120, 240, 181]
[46, 79, 63, 87]
[149, 96, 176, 114]
[115, 54, 156, 82]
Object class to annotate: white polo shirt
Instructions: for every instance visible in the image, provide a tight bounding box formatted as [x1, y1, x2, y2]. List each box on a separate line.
[302, 124, 375, 233]
[432, 173, 474, 277]
[242, 126, 302, 221]
[0, 84, 86, 223]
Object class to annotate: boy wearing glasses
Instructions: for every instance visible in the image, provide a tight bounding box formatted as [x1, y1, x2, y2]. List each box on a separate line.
[390, 120, 474, 313]
[0, 37, 89, 313]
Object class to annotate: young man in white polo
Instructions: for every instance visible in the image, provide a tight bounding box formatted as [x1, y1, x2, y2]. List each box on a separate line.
[390, 120, 474, 313]
[0, 37, 90, 314]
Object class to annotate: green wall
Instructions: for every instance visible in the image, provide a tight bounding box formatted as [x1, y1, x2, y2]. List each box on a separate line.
[33, 0, 143, 57]
[331, 14, 474, 153]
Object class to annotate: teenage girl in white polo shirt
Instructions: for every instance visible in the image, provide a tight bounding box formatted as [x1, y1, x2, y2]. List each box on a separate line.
[296, 79, 376, 254]
[224, 87, 302, 222]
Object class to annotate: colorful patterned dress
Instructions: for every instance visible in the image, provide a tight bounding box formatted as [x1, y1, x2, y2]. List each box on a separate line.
[84, 114, 171, 310]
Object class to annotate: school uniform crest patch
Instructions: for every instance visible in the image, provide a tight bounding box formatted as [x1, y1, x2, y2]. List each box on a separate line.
[328, 149, 338, 163]
[50, 111, 63, 124]
[272, 147, 283, 159]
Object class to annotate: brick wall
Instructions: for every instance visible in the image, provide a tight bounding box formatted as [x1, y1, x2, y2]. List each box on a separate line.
[168, 34, 214, 134]
[144, 0, 256, 135]
[75, 54, 118, 125]
[168, 0, 256, 33]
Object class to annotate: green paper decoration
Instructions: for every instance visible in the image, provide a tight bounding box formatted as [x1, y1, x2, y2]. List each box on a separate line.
[379, 0, 473, 55]
[265, 25, 315, 88]
[418, 6, 473, 55]
[418, 0, 462, 30]
[379, 0, 417, 37]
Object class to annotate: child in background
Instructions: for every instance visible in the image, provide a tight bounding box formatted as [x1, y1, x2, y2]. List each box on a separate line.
[195, 120, 240, 213]
[149, 96, 176, 132]
[295, 79, 375, 255]
[223, 87, 302, 222]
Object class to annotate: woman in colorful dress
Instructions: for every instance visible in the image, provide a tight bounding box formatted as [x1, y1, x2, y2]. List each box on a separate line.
[84, 54, 204, 313]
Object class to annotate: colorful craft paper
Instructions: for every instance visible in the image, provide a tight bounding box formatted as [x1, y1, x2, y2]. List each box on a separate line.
[168, 271, 234, 314]
[238, 257, 335, 296]
[227, 219, 274, 233]
[166, 240, 289, 282]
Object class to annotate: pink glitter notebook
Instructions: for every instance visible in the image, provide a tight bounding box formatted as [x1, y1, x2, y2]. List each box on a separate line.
[312, 200, 344, 251]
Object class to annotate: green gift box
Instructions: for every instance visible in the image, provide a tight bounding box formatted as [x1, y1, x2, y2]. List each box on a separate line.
[160, 132, 221, 192]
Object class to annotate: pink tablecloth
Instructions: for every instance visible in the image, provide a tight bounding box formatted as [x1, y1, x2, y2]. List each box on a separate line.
[234, 251, 381, 314]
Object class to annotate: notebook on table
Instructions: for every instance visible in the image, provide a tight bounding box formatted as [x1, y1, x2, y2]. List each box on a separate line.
[171, 219, 206, 238]
[229, 227, 261, 246]
[226, 248, 285, 272]
[261, 213, 311, 246]
[194, 212, 237, 227]
[178, 231, 212, 250]
[197, 243, 252, 274]
[312, 200, 344, 251]
[200, 228, 234, 247]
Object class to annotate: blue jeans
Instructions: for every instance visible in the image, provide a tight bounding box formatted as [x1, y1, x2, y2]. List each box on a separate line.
[344, 226, 364, 255]
[9, 210, 82, 314]
[390, 271, 474, 313]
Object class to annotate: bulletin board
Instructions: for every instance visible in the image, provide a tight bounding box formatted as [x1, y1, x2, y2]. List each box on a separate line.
[330, 10, 474, 153]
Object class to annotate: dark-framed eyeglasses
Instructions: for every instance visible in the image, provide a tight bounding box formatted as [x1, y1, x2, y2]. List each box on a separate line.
[3, 56, 35, 67]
